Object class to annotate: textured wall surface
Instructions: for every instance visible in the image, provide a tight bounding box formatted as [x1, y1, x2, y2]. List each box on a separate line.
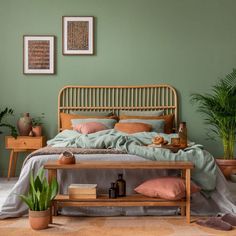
[0, 0, 236, 176]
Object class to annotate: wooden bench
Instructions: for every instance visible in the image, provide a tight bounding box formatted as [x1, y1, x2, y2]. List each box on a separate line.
[44, 160, 194, 223]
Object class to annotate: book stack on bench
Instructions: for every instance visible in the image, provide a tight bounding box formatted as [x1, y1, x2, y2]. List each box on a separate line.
[68, 184, 97, 199]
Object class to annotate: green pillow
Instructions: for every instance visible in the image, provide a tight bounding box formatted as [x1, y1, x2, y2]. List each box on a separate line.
[119, 110, 164, 116]
[70, 111, 113, 116]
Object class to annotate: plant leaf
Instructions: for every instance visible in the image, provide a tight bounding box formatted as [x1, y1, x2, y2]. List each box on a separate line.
[19, 194, 33, 210]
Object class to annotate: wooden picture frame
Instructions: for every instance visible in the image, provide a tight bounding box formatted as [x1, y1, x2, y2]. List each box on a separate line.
[23, 35, 55, 74]
[62, 16, 94, 55]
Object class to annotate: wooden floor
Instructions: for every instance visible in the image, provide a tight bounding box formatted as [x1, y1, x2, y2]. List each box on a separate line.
[0, 215, 236, 236]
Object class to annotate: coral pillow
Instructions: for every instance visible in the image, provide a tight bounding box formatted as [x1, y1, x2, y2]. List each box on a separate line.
[119, 119, 164, 133]
[74, 122, 108, 134]
[134, 177, 200, 200]
[115, 122, 152, 134]
[60, 112, 118, 130]
[119, 114, 174, 134]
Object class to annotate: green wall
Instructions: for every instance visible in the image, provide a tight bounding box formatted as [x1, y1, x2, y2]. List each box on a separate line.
[0, 0, 236, 176]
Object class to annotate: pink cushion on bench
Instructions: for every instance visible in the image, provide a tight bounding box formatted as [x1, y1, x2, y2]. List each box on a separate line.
[134, 177, 200, 200]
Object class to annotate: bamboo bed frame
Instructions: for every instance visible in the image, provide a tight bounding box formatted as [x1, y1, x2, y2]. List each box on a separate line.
[58, 84, 178, 131]
[54, 85, 193, 223]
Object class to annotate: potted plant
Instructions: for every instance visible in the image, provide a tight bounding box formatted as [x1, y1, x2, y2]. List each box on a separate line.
[0, 107, 17, 138]
[191, 69, 236, 179]
[31, 113, 44, 137]
[19, 167, 58, 230]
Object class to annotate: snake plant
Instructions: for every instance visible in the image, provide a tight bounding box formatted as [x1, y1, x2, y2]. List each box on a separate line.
[191, 69, 236, 159]
[19, 167, 58, 211]
[0, 107, 17, 138]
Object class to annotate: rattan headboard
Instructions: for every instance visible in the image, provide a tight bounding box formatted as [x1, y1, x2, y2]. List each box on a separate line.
[58, 84, 178, 132]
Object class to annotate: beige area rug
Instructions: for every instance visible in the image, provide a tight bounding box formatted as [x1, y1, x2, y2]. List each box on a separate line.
[1, 216, 236, 236]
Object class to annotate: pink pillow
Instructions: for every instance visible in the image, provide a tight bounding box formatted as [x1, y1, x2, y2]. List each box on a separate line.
[73, 122, 108, 134]
[134, 177, 201, 200]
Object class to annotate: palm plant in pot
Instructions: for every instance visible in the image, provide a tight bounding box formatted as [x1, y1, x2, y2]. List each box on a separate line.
[0, 108, 17, 138]
[19, 167, 58, 230]
[191, 69, 236, 179]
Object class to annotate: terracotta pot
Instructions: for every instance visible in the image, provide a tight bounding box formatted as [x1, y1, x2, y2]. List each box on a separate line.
[216, 159, 236, 179]
[29, 208, 50, 230]
[32, 126, 42, 137]
[17, 113, 32, 136]
[58, 151, 76, 164]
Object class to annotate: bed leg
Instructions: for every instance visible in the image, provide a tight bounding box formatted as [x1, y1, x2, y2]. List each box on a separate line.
[53, 201, 58, 216]
[49, 206, 53, 224]
[180, 206, 186, 216]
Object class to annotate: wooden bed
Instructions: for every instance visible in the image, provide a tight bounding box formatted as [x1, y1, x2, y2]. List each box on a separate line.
[50, 84, 193, 223]
[58, 84, 178, 131]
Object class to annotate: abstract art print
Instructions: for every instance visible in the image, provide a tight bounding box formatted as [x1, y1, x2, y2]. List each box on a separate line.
[63, 16, 94, 55]
[23, 35, 55, 74]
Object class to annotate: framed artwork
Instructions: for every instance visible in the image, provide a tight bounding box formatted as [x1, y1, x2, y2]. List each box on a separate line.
[23, 35, 55, 74]
[62, 16, 94, 55]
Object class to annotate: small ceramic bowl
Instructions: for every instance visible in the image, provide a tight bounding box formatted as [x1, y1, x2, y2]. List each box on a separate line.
[58, 151, 76, 165]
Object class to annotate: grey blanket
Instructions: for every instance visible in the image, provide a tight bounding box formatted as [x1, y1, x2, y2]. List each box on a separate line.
[24, 146, 125, 164]
[47, 129, 217, 191]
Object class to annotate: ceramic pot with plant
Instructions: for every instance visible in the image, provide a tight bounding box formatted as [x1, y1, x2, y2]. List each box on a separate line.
[191, 69, 236, 179]
[0, 107, 17, 138]
[32, 113, 44, 137]
[19, 167, 58, 230]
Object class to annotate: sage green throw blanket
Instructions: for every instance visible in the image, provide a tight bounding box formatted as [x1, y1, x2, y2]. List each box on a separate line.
[47, 129, 217, 191]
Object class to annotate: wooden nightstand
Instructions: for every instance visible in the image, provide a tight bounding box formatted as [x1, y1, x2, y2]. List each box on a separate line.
[5, 136, 46, 180]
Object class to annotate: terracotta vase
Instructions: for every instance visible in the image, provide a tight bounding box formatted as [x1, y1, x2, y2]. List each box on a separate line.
[29, 208, 50, 230]
[216, 159, 236, 179]
[32, 126, 42, 137]
[17, 113, 32, 136]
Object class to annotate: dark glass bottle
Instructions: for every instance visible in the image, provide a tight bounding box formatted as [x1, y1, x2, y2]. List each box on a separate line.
[178, 122, 187, 148]
[116, 173, 126, 197]
[109, 182, 117, 199]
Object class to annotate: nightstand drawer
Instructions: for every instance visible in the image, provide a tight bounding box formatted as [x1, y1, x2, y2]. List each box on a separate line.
[5, 136, 46, 149]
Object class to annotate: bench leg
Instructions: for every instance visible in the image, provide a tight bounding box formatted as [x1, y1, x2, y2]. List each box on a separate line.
[185, 168, 191, 223]
[48, 169, 57, 224]
[180, 169, 187, 217]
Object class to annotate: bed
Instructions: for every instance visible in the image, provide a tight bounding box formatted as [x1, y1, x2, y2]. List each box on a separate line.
[0, 84, 235, 219]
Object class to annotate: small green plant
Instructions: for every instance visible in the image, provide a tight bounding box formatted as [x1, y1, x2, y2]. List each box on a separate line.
[19, 167, 58, 211]
[32, 113, 45, 127]
[0, 107, 17, 138]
